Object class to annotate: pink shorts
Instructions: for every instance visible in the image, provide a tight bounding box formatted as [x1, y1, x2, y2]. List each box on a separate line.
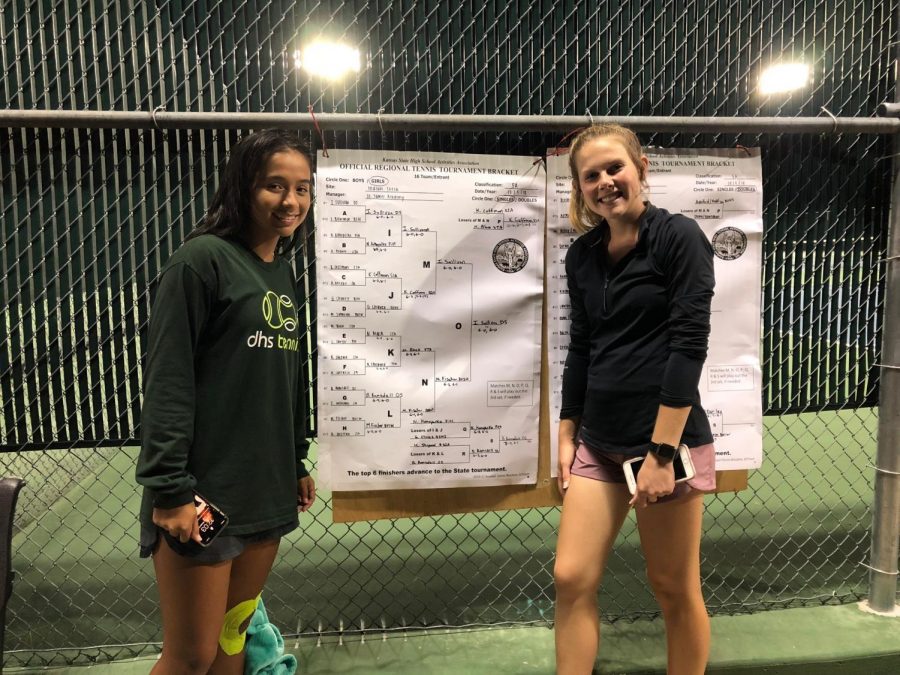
[570, 441, 717, 503]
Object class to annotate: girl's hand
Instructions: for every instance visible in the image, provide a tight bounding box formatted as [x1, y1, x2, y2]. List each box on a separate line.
[629, 453, 675, 508]
[298, 475, 317, 512]
[152, 503, 201, 544]
[557, 436, 577, 495]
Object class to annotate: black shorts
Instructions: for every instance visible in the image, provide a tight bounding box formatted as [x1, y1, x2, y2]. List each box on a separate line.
[139, 520, 297, 564]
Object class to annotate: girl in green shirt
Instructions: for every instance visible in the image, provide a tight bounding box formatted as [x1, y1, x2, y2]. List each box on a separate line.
[137, 129, 316, 674]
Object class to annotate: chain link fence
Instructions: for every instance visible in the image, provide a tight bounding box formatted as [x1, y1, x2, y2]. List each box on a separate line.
[1, 0, 896, 667]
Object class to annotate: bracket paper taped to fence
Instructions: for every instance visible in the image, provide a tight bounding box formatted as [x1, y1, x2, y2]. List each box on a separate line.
[547, 148, 763, 472]
[316, 150, 545, 491]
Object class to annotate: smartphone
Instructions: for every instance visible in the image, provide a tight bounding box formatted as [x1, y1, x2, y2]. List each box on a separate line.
[194, 492, 229, 547]
[623, 444, 696, 495]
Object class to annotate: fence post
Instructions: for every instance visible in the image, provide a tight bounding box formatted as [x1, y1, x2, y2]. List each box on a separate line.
[866, 48, 900, 612]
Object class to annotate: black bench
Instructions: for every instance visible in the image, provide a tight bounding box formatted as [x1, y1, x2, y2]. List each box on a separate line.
[0, 477, 25, 672]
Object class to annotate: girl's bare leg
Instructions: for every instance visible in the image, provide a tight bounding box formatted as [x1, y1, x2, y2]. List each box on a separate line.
[554, 477, 631, 674]
[151, 540, 232, 675]
[636, 491, 709, 675]
[208, 538, 280, 675]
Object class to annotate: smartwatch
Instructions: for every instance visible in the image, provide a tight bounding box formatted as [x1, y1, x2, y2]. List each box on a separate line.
[649, 441, 678, 464]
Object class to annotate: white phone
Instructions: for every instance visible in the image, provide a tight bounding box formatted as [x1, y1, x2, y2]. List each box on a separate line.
[623, 444, 696, 495]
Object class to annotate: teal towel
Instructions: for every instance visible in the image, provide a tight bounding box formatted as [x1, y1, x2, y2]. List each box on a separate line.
[244, 597, 298, 675]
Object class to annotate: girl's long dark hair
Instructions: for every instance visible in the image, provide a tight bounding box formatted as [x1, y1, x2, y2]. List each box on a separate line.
[186, 129, 313, 256]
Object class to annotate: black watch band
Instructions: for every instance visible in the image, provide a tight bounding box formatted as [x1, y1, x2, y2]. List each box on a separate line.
[650, 442, 678, 463]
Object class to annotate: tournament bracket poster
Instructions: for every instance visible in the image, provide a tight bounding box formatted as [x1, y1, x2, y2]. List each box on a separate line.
[316, 149, 545, 491]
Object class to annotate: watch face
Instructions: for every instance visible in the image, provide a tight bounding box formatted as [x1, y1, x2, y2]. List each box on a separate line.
[653, 443, 678, 460]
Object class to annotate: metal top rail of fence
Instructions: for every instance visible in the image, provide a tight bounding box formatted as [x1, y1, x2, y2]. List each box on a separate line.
[2, 109, 900, 133]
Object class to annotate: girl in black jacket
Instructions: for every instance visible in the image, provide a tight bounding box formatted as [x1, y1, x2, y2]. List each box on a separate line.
[554, 124, 716, 675]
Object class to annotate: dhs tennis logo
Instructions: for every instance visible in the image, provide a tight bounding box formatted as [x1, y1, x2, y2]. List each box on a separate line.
[492, 238, 528, 273]
[262, 291, 297, 331]
[247, 291, 300, 351]
[711, 227, 747, 261]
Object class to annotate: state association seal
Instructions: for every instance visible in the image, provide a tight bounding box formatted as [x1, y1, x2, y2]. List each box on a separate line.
[711, 227, 747, 261]
[492, 238, 528, 273]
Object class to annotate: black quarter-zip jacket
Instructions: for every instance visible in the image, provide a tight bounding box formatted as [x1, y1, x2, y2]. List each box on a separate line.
[560, 203, 715, 455]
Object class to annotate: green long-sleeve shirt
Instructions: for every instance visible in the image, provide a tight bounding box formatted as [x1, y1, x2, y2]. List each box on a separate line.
[136, 234, 309, 536]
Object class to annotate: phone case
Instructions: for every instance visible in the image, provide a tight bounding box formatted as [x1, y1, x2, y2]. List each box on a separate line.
[194, 492, 229, 547]
[623, 444, 696, 495]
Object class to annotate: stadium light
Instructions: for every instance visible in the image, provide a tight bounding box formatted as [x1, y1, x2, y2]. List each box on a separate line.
[759, 63, 809, 95]
[294, 42, 361, 80]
